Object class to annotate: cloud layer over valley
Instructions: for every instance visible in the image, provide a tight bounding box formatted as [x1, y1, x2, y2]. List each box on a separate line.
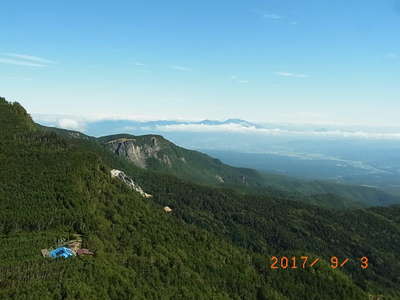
[33, 114, 400, 140]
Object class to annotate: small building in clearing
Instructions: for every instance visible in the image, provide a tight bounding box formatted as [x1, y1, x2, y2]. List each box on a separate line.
[49, 247, 75, 259]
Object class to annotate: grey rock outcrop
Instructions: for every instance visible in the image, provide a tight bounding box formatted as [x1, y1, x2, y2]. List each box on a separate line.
[111, 169, 152, 198]
[106, 137, 163, 169]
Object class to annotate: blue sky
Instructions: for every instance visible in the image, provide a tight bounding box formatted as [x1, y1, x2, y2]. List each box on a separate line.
[1, 0, 400, 125]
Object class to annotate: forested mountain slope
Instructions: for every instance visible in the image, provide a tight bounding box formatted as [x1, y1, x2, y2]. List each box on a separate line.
[98, 133, 265, 187]
[99, 133, 400, 209]
[1, 97, 399, 299]
[0, 98, 272, 299]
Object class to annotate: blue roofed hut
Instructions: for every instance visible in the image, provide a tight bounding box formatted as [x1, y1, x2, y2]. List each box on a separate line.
[49, 247, 75, 258]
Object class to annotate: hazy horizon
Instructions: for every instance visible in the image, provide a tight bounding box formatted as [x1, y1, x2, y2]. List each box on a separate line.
[32, 112, 400, 141]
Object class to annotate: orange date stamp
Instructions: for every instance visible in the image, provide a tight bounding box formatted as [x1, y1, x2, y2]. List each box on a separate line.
[270, 256, 369, 270]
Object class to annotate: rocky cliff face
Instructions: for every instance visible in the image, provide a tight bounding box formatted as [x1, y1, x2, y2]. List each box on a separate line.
[105, 136, 169, 169]
[100, 133, 258, 188]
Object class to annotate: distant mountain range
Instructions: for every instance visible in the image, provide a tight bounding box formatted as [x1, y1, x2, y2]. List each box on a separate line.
[35, 115, 260, 136]
[34, 114, 400, 139]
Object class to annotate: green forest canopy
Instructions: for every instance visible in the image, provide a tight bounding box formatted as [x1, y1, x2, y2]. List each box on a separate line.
[0, 97, 399, 299]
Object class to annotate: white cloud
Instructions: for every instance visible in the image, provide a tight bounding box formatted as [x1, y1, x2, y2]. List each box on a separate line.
[0, 53, 56, 67]
[171, 65, 191, 71]
[263, 13, 282, 20]
[231, 75, 249, 84]
[33, 113, 400, 140]
[0, 57, 45, 67]
[2, 53, 56, 64]
[385, 53, 398, 59]
[253, 10, 298, 25]
[156, 123, 260, 134]
[154, 123, 400, 140]
[135, 62, 146, 66]
[33, 113, 163, 125]
[276, 72, 308, 78]
[57, 119, 85, 131]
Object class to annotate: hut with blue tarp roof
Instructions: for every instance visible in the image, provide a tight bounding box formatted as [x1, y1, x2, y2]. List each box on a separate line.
[49, 247, 75, 258]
